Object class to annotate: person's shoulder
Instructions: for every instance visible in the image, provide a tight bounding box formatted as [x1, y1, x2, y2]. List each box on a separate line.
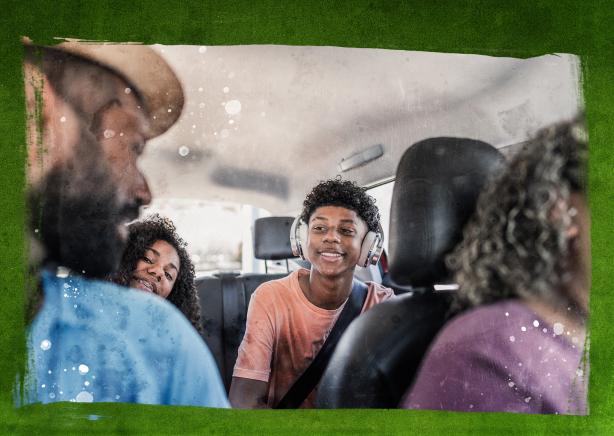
[252, 269, 301, 300]
[366, 281, 395, 302]
[431, 300, 531, 350]
[450, 300, 532, 330]
[78, 275, 201, 344]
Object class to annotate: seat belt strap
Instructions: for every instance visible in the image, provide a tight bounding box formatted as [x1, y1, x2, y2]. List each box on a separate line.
[221, 274, 246, 389]
[274, 280, 369, 409]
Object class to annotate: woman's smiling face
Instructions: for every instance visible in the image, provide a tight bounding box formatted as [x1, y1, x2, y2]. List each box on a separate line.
[129, 239, 180, 298]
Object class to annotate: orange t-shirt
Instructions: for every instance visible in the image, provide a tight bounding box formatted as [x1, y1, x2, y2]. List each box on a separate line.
[233, 268, 394, 408]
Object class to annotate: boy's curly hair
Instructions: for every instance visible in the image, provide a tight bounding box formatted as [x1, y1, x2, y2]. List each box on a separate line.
[300, 178, 381, 232]
[112, 214, 204, 336]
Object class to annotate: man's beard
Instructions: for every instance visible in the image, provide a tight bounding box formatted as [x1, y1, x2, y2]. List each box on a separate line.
[29, 132, 140, 279]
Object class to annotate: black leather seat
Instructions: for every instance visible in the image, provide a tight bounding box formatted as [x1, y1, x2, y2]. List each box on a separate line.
[316, 137, 505, 408]
[197, 216, 296, 391]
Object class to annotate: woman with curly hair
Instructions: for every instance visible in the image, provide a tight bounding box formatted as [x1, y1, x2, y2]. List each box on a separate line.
[402, 118, 589, 415]
[112, 214, 204, 337]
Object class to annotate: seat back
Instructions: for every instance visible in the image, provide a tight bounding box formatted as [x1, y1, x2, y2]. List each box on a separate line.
[316, 137, 504, 408]
[197, 216, 297, 391]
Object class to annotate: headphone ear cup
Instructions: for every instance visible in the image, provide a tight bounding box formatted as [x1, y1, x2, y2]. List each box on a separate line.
[290, 216, 308, 260]
[357, 227, 385, 268]
[298, 221, 308, 260]
[357, 231, 378, 267]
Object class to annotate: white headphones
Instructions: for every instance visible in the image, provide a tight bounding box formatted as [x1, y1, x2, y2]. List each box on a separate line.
[289, 215, 384, 268]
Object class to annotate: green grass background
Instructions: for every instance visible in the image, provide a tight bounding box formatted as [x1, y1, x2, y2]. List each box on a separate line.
[1, 0, 612, 433]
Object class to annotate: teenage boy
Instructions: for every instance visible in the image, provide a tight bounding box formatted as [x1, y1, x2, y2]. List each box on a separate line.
[230, 179, 394, 408]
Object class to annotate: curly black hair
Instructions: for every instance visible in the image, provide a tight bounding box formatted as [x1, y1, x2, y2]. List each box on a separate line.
[112, 214, 204, 337]
[300, 178, 381, 232]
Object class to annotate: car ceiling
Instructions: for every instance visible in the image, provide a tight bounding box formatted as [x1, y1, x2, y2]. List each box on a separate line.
[142, 45, 582, 214]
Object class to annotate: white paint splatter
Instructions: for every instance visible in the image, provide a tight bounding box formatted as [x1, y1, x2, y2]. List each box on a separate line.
[198, 46, 207, 54]
[521, 326, 527, 332]
[103, 129, 115, 139]
[533, 320, 540, 327]
[178, 146, 190, 157]
[78, 364, 89, 375]
[56, 267, 69, 278]
[225, 100, 242, 115]
[60, 116, 66, 123]
[553, 323, 565, 335]
[40, 340, 51, 351]
[509, 336, 516, 342]
[75, 391, 94, 403]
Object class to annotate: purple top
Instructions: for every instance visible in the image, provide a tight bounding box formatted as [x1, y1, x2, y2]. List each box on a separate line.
[402, 300, 588, 415]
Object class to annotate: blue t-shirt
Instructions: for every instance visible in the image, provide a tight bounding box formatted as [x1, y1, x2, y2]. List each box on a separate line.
[24, 270, 229, 408]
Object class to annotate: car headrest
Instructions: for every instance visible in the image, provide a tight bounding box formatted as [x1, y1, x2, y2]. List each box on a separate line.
[253, 217, 296, 260]
[389, 137, 505, 287]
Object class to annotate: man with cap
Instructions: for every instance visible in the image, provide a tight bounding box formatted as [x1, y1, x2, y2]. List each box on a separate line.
[21, 40, 229, 407]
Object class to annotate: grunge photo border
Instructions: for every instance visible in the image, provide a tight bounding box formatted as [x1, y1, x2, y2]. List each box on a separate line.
[1, 1, 612, 433]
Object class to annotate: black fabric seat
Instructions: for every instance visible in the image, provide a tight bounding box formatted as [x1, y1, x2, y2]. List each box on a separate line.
[316, 137, 505, 408]
[197, 216, 296, 391]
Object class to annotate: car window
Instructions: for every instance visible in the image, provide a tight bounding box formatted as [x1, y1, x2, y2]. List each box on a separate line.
[366, 181, 394, 254]
[142, 199, 270, 276]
